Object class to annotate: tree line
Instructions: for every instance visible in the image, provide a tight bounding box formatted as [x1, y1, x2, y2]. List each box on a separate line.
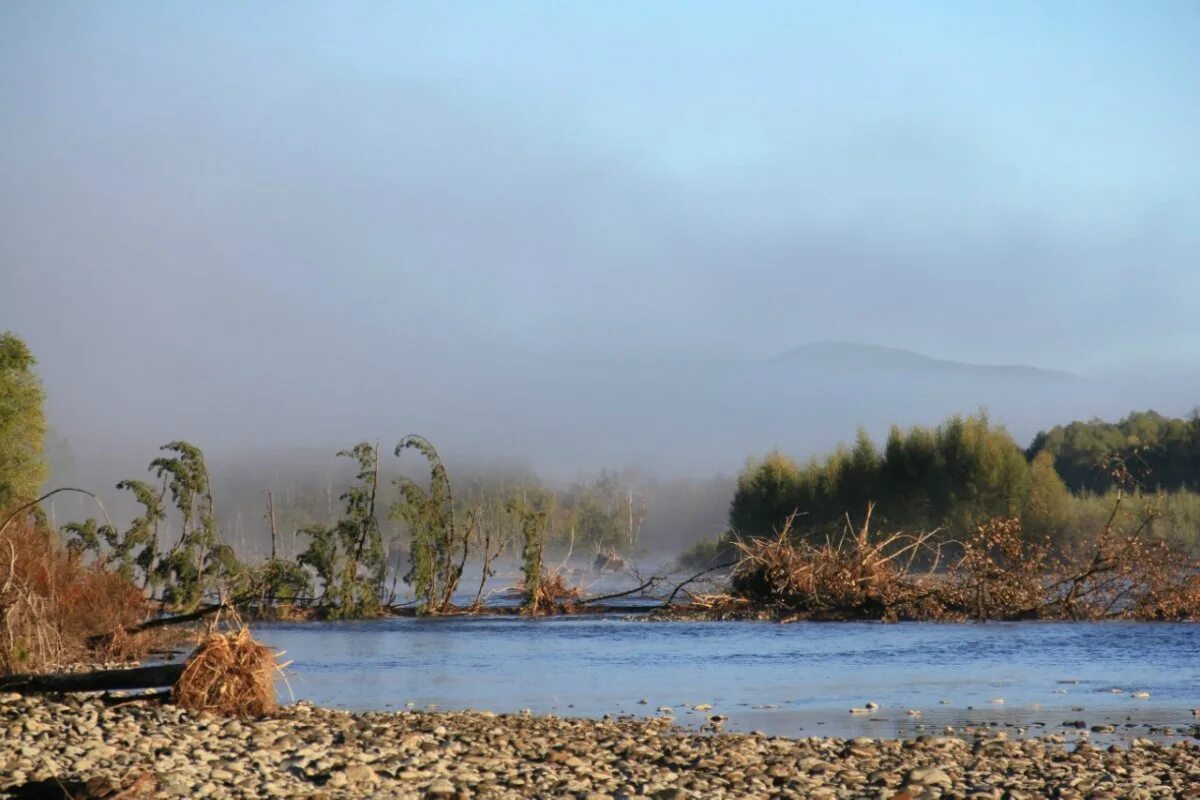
[727, 410, 1200, 559]
[1026, 409, 1200, 493]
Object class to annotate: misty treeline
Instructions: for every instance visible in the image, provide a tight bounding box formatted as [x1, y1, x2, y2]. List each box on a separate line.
[51, 436, 661, 618]
[715, 410, 1200, 565]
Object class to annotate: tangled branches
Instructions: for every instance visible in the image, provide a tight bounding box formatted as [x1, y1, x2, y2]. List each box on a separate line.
[727, 506, 946, 621]
[700, 497, 1200, 623]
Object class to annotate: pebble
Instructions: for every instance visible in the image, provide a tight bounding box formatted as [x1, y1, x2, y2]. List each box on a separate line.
[2, 694, 1199, 800]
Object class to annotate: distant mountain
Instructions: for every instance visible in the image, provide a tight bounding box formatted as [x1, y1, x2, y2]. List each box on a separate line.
[768, 341, 1084, 383]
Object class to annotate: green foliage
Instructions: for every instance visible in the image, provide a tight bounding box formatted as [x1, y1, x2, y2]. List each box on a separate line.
[115, 479, 166, 588]
[62, 445, 237, 606]
[677, 533, 736, 570]
[505, 496, 549, 613]
[0, 332, 48, 511]
[729, 451, 804, 541]
[149, 441, 238, 611]
[571, 498, 621, 550]
[297, 524, 338, 596]
[1052, 489, 1200, 555]
[1023, 451, 1074, 541]
[730, 410, 1200, 559]
[246, 558, 312, 611]
[64, 479, 168, 587]
[1028, 410, 1200, 493]
[62, 518, 114, 558]
[392, 435, 472, 615]
[732, 414, 1034, 542]
[334, 442, 385, 616]
[296, 443, 385, 618]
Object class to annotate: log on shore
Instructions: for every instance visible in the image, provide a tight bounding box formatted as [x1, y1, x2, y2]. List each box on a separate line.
[0, 663, 185, 695]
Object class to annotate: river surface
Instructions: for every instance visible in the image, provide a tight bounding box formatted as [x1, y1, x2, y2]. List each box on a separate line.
[256, 616, 1200, 742]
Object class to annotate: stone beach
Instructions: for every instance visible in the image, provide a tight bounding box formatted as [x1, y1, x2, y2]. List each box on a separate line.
[3, 693, 1200, 799]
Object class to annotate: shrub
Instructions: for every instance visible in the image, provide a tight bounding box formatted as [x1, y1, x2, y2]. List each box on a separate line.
[1, 517, 148, 674]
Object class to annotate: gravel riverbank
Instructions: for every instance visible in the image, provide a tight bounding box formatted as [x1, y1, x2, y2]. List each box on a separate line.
[3, 693, 1200, 799]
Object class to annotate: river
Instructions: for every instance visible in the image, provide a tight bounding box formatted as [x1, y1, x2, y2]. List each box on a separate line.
[256, 616, 1200, 742]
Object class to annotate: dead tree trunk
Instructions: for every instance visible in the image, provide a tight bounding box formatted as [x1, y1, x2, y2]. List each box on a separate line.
[0, 663, 185, 695]
[267, 492, 278, 561]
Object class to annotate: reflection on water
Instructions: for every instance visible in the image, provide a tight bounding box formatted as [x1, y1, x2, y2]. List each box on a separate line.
[259, 617, 1200, 740]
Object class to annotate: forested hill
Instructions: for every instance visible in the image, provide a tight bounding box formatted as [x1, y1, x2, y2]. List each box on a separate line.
[770, 341, 1083, 383]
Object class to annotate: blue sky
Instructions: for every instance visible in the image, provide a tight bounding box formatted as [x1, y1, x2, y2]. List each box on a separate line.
[2, 2, 1198, 460]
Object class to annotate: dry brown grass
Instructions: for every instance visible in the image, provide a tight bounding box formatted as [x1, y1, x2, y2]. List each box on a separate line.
[1, 517, 149, 674]
[173, 624, 282, 717]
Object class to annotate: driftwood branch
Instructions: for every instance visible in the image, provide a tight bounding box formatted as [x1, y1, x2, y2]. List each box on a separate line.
[0, 487, 115, 538]
[0, 663, 185, 695]
[85, 599, 248, 648]
[579, 576, 661, 606]
[666, 560, 737, 605]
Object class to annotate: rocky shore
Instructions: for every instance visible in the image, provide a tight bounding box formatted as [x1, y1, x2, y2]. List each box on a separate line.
[3, 693, 1200, 800]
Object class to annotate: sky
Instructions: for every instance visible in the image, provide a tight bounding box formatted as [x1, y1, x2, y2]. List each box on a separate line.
[2, 2, 1198, 469]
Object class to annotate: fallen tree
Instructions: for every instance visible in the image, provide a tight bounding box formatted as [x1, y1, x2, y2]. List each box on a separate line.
[0, 663, 184, 695]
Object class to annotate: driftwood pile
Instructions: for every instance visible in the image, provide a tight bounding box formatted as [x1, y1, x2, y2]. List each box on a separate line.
[675, 499, 1200, 623]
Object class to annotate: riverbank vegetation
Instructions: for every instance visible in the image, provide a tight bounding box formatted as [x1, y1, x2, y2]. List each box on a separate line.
[673, 501, 1200, 622]
[684, 411, 1200, 569]
[1, 335, 150, 672]
[675, 410, 1200, 621]
[2, 329, 661, 674]
[5, 327, 1200, 675]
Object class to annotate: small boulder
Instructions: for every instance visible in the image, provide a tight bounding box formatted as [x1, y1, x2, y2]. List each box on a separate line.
[906, 766, 953, 788]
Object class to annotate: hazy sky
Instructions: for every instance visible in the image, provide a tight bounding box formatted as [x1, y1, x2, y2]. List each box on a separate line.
[2, 2, 1198, 463]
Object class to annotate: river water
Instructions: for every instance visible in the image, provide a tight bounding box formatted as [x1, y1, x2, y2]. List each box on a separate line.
[257, 616, 1200, 742]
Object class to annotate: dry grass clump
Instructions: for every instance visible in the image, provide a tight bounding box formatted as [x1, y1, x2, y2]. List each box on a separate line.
[173, 625, 281, 717]
[1, 518, 149, 674]
[728, 507, 943, 621]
